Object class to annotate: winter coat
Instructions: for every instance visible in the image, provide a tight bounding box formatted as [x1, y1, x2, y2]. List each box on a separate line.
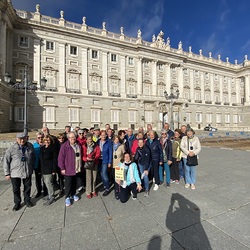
[180, 136, 201, 159]
[98, 139, 113, 164]
[160, 138, 172, 162]
[134, 145, 152, 170]
[145, 138, 163, 163]
[3, 142, 34, 178]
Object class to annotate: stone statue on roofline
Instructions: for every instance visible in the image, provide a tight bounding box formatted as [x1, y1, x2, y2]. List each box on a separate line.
[152, 34, 156, 43]
[156, 30, 165, 48]
[137, 29, 142, 39]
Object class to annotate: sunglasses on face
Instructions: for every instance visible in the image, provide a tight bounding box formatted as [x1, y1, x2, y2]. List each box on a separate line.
[37, 137, 43, 139]
[78, 133, 84, 135]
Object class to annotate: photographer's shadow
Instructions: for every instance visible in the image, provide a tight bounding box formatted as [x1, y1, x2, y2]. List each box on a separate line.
[166, 193, 212, 250]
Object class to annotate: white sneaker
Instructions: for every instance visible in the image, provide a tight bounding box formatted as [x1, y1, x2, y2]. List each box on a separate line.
[153, 184, 159, 191]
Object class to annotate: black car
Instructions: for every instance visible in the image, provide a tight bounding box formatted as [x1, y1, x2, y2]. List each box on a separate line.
[204, 126, 218, 132]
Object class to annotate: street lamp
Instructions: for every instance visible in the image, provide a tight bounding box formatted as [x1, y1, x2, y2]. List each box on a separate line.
[164, 87, 179, 130]
[4, 66, 47, 135]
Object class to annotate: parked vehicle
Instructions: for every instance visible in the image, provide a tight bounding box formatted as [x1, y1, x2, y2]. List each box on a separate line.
[204, 126, 218, 132]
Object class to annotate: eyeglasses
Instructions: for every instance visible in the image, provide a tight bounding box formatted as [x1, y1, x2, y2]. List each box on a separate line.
[69, 137, 76, 139]
[161, 133, 167, 135]
[78, 133, 84, 135]
[37, 137, 44, 139]
[58, 137, 64, 140]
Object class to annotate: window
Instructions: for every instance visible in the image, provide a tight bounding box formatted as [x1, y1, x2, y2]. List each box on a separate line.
[158, 64, 163, 70]
[195, 70, 199, 78]
[9, 106, 13, 121]
[19, 36, 29, 47]
[69, 108, 79, 122]
[128, 82, 136, 95]
[225, 114, 230, 123]
[111, 54, 117, 62]
[195, 92, 201, 100]
[216, 113, 221, 123]
[241, 97, 245, 105]
[16, 66, 26, 80]
[15, 107, 24, 121]
[68, 73, 79, 90]
[184, 92, 190, 99]
[144, 61, 149, 68]
[233, 114, 238, 124]
[111, 110, 119, 123]
[205, 94, 210, 101]
[128, 57, 134, 65]
[239, 115, 243, 123]
[46, 41, 54, 51]
[158, 85, 164, 97]
[91, 109, 100, 122]
[215, 95, 220, 102]
[145, 111, 153, 123]
[185, 113, 191, 123]
[143, 83, 151, 95]
[92, 50, 98, 59]
[44, 70, 57, 89]
[70, 46, 77, 55]
[45, 107, 55, 122]
[109, 78, 119, 93]
[196, 112, 202, 123]
[206, 113, 212, 123]
[128, 110, 136, 123]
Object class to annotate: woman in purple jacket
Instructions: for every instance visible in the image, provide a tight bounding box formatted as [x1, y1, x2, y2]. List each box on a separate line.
[58, 132, 82, 206]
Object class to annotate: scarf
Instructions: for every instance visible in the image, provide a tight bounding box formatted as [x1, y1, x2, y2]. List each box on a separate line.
[70, 143, 82, 173]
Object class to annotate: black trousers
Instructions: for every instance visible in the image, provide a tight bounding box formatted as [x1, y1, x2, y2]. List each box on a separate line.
[64, 175, 77, 198]
[11, 175, 32, 205]
[118, 182, 137, 203]
[151, 161, 160, 185]
[171, 158, 180, 181]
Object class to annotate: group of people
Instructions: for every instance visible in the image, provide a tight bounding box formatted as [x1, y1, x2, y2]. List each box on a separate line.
[3, 123, 201, 211]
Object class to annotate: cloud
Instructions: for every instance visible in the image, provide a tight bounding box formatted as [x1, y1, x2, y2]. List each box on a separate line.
[201, 33, 217, 55]
[240, 40, 250, 52]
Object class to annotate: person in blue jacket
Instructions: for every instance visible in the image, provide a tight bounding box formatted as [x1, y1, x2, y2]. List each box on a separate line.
[98, 130, 113, 196]
[116, 152, 142, 203]
[134, 139, 151, 197]
[145, 130, 163, 191]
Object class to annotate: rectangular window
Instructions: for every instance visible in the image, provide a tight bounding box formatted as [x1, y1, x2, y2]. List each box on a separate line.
[15, 107, 24, 121]
[144, 61, 149, 68]
[206, 113, 212, 123]
[128, 110, 136, 123]
[111, 110, 119, 123]
[145, 111, 153, 123]
[225, 114, 230, 123]
[128, 57, 134, 65]
[45, 107, 55, 122]
[185, 113, 191, 123]
[70, 46, 77, 55]
[92, 50, 98, 59]
[46, 41, 54, 51]
[233, 114, 238, 124]
[111, 54, 117, 62]
[196, 112, 202, 123]
[69, 108, 79, 122]
[158, 64, 163, 70]
[216, 113, 221, 123]
[91, 109, 100, 123]
[19, 36, 29, 47]
[9, 106, 13, 121]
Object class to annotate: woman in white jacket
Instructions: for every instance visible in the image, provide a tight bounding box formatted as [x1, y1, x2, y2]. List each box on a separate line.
[180, 128, 201, 190]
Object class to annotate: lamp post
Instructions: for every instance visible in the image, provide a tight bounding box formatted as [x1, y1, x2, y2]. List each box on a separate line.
[164, 87, 179, 130]
[4, 66, 47, 135]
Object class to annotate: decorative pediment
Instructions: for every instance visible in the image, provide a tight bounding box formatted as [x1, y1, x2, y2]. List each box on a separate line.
[223, 91, 228, 94]
[42, 65, 57, 71]
[67, 69, 81, 74]
[194, 86, 201, 90]
[231, 91, 236, 95]
[109, 75, 120, 80]
[89, 72, 102, 78]
[143, 79, 152, 84]
[205, 88, 211, 92]
[171, 83, 178, 88]
[157, 81, 165, 86]
[184, 85, 190, 89]
[214, 89, 220, 93]
[127, 78, 136, 82]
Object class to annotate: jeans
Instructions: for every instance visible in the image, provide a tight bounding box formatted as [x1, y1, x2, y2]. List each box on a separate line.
[179, 158, 185, 179]
[138, 163, 150, 191]
[43, 174, 54, 198]
[151, 161, 160, 185]
[159, 162, 170, 184]
[183, 158, 196, 184]
[99, 162, 110, 190]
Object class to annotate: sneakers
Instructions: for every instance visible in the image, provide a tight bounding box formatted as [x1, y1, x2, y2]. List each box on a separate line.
[86, 194, 92, 199]
[153, 184, 159, 191]
[65, 197, 71, 206]
[43, 197, 55, 206]
[191, 184, 196, 190]
[170, 180, 175, 183]
[73, 195, 79, 202]
[175, 180, 179, 184]
[166, 183, 170, 188]
[78, 186, 83, 192]
[130, 191, 137, 200]
[102, 189, 110, 197]
[185, 184, 190, 189]
[144, 191, 149, 197]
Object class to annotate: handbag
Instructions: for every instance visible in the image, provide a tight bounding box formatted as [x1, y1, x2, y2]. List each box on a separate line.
[84, 161, 95, 169]
[186, 155, 198, 166]
[186, 138, 198, 166]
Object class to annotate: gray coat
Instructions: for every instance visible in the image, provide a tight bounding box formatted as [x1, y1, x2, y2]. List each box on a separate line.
[3, 142, 35, 178]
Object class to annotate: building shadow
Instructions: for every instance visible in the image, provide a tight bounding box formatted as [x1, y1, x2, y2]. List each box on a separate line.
[166, 193, 212, 249]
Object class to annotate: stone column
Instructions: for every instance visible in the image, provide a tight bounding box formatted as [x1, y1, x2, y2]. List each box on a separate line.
[235, 78, 241, 104]
[58, 43, 66, 92]
[152, 60, 157, 96]
[137, 57, 142, 95]
[189, 69, 194, 102]
[177, 66, 183, 97]
[81, 47, 88, 94]
[244, 75, 250, 105]
[228, 78, 232, 103]
[120, 55, 126, 97]
[165, 63, 171, 95]
[33, 39, 41, 87]
[200, 72, 205, 102]
[0, 21, 6, 76]
[219, 75, 223, 103]
[102, 51, 108, 95]
[210, 74, 214, 103]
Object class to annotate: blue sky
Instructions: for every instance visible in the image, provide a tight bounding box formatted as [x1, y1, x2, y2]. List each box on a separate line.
[12, 0, 250, 64]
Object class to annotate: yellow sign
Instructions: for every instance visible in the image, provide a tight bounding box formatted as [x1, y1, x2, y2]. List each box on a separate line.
[115, 166, 126, 181]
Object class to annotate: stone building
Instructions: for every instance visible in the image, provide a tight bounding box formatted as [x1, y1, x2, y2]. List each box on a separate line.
[0, 0, 250, 132]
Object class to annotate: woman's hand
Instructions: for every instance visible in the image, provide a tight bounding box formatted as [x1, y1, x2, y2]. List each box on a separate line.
[61, 170, 66, 175]
[167, 160, 172, 165]
[144, 170, 149, 176]
[137, 183, 142, 192]
[116, 179, 121, 185]
[108, 164, 111, 168]
[188, 151, 195, 156]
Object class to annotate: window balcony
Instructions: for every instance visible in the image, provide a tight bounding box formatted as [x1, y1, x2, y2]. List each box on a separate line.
[66, 88, 81, 94]
[108, 93, 121, 97]
[223, 102, 229, 105]
[44, 87, 58, 92]
[88, 91, 102, 96]
[215, 102, 221, 105]
[195, 100, 202, 103]
[126, 94, 137, 98]
[205, 101, 212, 104]
[232, 103, 238, 106]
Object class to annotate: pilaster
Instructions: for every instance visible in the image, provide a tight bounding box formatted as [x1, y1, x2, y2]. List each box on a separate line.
[58, 43, 66, 92]
[137, 57, 142, 95]
[189, 69, 194, 102]
[102, 51, 108, 95]
[120, 55, 126, 97]
[81, 47, 88, 94]
[152, 60, 157, 96]
[210, 74, 214, 103]
[33, 39, 41, 87]
[245, 75, 250, 104]
[228, 78, 232, 103]
[200, 72, 205, 102]
[165, 63, 171, 95]
[219, 75, 223, 103]
[177, 66, 183, 98]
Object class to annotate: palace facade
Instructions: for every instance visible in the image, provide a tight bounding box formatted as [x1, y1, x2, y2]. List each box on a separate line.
[1, 0, 250, 132]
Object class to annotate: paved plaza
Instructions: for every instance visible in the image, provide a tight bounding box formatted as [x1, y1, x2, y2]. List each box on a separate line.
[0, 147, 250, 250]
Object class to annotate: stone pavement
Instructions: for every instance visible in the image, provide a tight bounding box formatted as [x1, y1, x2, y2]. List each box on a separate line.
[0, 147, 250, 250]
